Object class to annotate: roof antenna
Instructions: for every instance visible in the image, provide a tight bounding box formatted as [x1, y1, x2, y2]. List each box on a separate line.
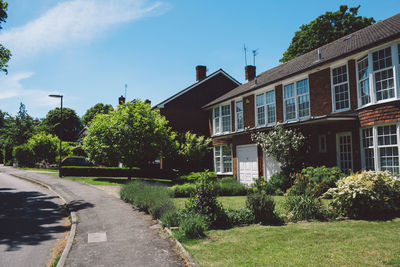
[124, 84, 127, 99]
[243, 44, 248, 66]
[252, 49, 259, 66]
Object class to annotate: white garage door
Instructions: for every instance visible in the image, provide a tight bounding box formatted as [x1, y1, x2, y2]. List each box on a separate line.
[237, 145, 258, 185]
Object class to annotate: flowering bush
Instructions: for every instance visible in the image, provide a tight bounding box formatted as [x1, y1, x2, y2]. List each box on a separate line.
[324, 171, 400, 218]
[251, 125, 305, 171]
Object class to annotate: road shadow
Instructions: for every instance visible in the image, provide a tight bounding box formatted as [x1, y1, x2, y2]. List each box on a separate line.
[0, 189, 93, 251]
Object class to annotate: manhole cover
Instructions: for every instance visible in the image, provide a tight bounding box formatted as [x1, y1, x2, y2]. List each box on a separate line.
[88, 232, 107, 243]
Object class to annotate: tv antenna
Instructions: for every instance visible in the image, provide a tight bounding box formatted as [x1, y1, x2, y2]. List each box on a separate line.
[252, 49, 259, 66]
[243, 44, 248, 66]
[124, 84, 127, 99]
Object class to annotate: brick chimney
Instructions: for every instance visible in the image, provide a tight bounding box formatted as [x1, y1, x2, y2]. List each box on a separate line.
[118, 95, 125, 105]
[245, 65, 256, 82]
[196, 65, 207, 81]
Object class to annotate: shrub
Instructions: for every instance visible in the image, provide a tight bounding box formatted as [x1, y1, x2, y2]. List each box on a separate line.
[246, 193, 277, 225]
[179, 171, 217, 184]
[176, 214, 208, 240]
[28, 132, 59, 163]
[13, 144, 35, 167]
[251, 174, 289, 195]
[184, 170, 228, 228]
[217, 177, 247, 196]
[160, 209, 181, 228]
[283, 190, 325, 222]
[225, 208, 255, 226]
[324, 171, 400, 218]
[287, 166, 344, 197]
[171, 183, 196, 197]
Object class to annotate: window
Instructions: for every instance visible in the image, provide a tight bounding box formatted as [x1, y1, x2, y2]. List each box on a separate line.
[284, 79, 309, 121]
[318, 135, 327, 153]
[214, 145, 232, 173]
[357, 44, 400, 107]
[256, 90, 276, 126]
[332, 65, 350, 111]
[336, 132, 353, 174]
[213, 105, 231, 135]
[235, 101, 244, 131]
[361, 124, 400, 173]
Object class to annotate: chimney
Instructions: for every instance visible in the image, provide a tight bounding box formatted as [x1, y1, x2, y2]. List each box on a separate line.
[245, 65, 256, 82]
[118, 95, 125, 105]
[196, 65, 207, 81]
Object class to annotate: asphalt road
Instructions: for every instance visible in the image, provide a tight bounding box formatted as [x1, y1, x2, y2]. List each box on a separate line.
[0, 172, 68, 267]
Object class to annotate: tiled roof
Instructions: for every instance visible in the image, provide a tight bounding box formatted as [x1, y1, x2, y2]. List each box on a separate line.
[203, 12, 400, 108]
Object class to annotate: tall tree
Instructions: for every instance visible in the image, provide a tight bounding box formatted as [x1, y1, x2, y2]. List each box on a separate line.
[280, 5, 375, 63]
[82, 103, 114, 127]
[0, 0, 11, 74]
[42, 107, 83, 141]
[83, 100, 176, 169]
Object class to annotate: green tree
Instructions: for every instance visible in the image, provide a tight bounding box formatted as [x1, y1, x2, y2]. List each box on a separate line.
[27, 132, 59, 163]
[0, 0, 11, 74]
[82, 103, 114, 127]
[42, 107, 83, 141]
[280, 5, 375, 63]
[177, 131, 211, 172]
[83, 100, 176, 173]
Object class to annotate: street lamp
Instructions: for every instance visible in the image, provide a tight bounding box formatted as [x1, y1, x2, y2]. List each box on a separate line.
[49, 94, 63, 177]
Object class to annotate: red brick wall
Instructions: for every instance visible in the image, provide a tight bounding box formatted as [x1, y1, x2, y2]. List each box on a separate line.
[359, 102, 400, 127]
[212, 138, 232, 146]
[309, 68, 332, 116]
[243, 94, 255, 128]
[275, 84, 283, 123]
[348, 60, 358, 111]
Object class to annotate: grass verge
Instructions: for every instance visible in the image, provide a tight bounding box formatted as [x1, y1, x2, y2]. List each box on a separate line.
[180, 218, 400, 267]
[64, 176, 173, 186]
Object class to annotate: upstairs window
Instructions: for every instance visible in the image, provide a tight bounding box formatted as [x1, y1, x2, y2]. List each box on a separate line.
[373, 47, 394, 101]
[332, 65, 350, 112]
[357, 57, 370, 105]
[256, 90, 276, 126]
[284, 79, 309, 121]
[235, 101, 244, 131]
[213, 104, 231, 135]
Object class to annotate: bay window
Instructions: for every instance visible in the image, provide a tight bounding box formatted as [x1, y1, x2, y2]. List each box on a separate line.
[214, 145, 232, 173]
[332, 65, 350, 111]
[213, 104, 231, 135]
[256, 90, 276, 126]
[283, 79, 309, 121]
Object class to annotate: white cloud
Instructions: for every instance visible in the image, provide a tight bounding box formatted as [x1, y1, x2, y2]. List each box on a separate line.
[0, 0, 169, 58]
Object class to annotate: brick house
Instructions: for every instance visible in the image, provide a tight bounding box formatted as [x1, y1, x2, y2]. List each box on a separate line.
[155, 66, 240, 170]
[203, 13, 400, 184]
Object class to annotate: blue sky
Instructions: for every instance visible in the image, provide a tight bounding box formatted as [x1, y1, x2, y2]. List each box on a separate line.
[0, 0, 398, 118]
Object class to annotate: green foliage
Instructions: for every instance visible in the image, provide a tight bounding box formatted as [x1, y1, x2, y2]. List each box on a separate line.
[83, 100, 176, 168]
[184, 170, 228, 228]
[283, 191, 325, 222]
[0, 0, 11, 74]
[324, 171, 400, 218]
[171, 183, 196, 197]
[217, 177, 247, 196]
[250, 174, 290, 195]
[251, 125, 304, 171]
[2, 144, 12, 165]
[13, 144, 35, 167]
[82, 103, 114, 127]
[42, 107, 83, 141]
[179, 171, 217, 184]
[280, 5, 375, 62]
[225, 207, 255, 227]
[287, 166, 344, 197]
[177, 131, 211, 171]
[176, 214, 208, 241]
[120, 181, 175, 219]
[27, 132, 59, 163]
[246, 193, 277, 225]
[160, 209, 181, 228]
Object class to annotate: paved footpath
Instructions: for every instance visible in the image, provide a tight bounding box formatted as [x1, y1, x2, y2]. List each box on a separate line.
[0, 166, 184, 267]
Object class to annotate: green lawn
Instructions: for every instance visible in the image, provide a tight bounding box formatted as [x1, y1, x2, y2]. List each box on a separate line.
[180, 218, 400, 267]
[20, 167, 58, 172]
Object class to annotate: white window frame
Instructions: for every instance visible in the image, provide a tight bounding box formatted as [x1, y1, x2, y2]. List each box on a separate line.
[212, 104, 231, 135]
[214, 145, 233, 174]
[318, 135, 327, 153]
[356, 43, 400, 108]
[331, 63, 350, 112]
[235, 100, 244, 131]
[336, 131, 353, 174]
[360, 123, 400, 173]
[255, 90, 276, 127]
[283, 78, 310, 121]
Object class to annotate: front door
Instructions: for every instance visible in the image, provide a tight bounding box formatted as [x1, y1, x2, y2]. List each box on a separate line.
[237, 145, 258, 185]
[336, 132, 353, 174]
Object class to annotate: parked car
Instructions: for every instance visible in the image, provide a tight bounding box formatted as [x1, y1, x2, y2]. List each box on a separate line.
[61, 157, 95, 167]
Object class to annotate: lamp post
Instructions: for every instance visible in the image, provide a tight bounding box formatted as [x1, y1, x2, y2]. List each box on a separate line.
[49, 94, 63, 177]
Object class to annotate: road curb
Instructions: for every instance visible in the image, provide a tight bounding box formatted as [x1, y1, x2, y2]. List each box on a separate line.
[8, 173, 77, 267]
